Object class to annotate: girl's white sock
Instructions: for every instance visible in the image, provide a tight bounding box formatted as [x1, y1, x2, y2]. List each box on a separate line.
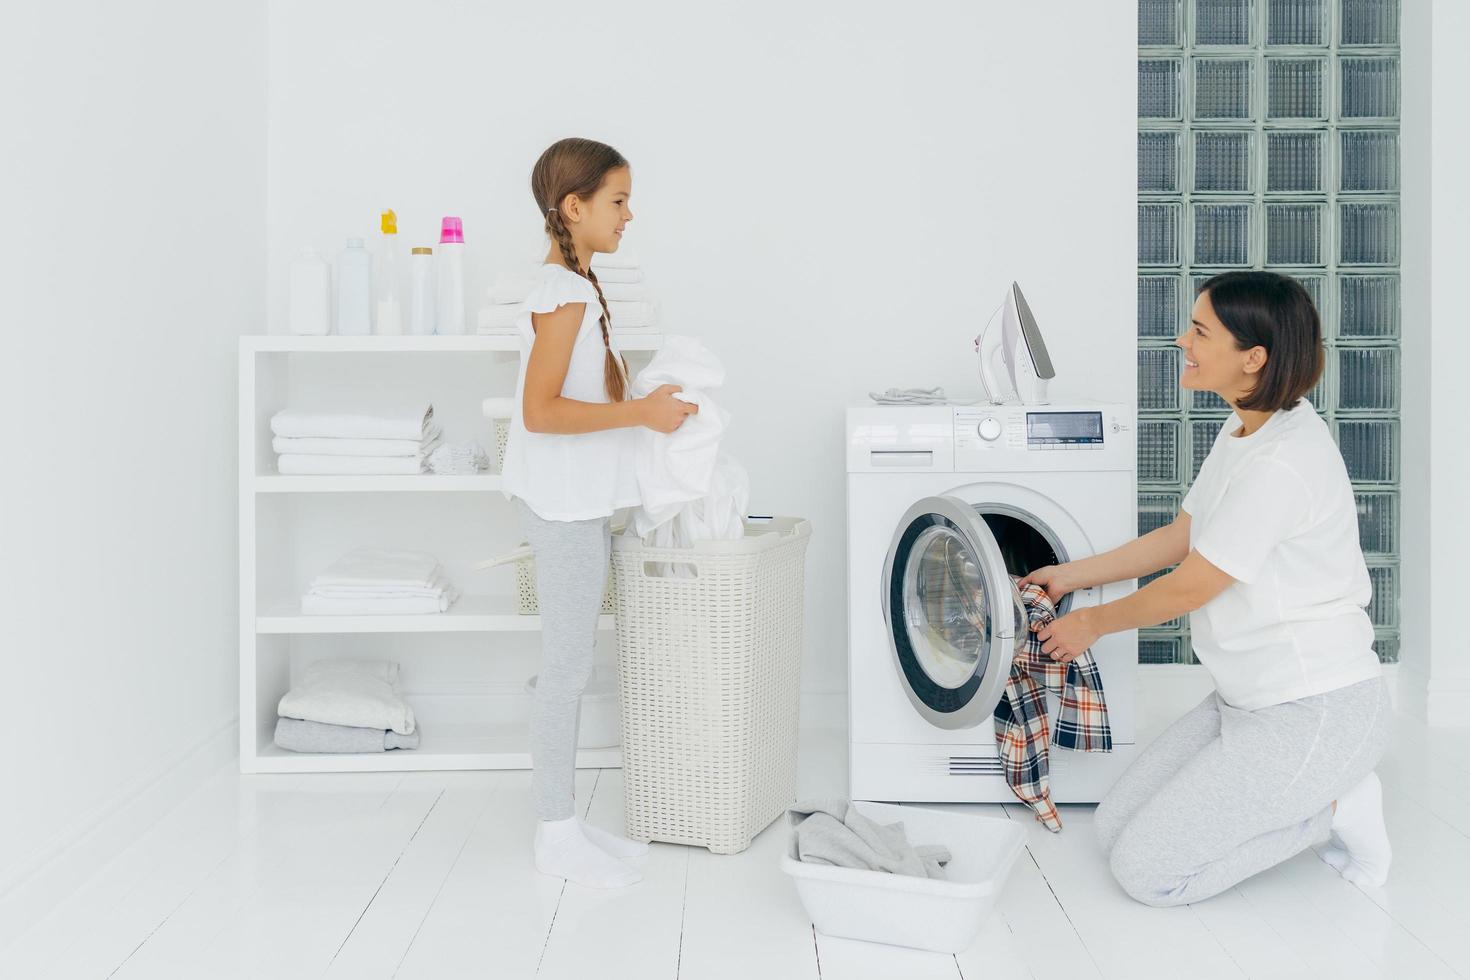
[576, 816, 650, 862]
[533, 817, 641, 888]
[1324, 771, 1391, 888]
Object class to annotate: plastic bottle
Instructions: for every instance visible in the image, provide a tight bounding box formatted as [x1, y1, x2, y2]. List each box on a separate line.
[287, 249, 331, 335]
[335, 238, 373, 335]
[435, 216, 466, 334]
[375, 209, 403, 335]
[409, 247, 435, 335]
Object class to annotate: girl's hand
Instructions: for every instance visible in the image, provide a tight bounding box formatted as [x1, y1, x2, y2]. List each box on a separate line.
[1034, 608, 1101, 663]
[640, 384, 699, 433]
[1017, 563, 1081, 604]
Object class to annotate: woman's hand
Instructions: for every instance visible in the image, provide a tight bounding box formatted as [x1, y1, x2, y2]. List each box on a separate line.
[1017, 563, 1082, 604]
[639, 384, 699, 433]
[1034, 608, 1101, 663]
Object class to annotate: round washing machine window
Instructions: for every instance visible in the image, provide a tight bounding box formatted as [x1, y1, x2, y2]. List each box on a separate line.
[881, 496, 1025, 731]
[902, 524, 993, 688]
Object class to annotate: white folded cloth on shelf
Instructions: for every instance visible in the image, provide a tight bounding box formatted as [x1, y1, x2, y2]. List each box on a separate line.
[591, 250, 640, 269]
[626, 335, 749, 546]
[607, 300, 657, 329]
[277, 454, 426, 475]
[277, 658, 416, 735]
[303, 548, 460, 613]
[482, 397, 516, 419]
[478, 305, 520, 334]
[270, 405, 435, 441]
[598, 281, 648, 303]
[485, 277, 536, 306]
[427, 441, 490, 475]
[309, 547, 444, 591]
[586, 266, 641, 284]
[271, 428, 443, 459]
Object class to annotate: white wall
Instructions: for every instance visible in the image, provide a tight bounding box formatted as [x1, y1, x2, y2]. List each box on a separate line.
[1401, 0, 1470, 726]
[0, 0, 265, 922]
[265, 0, 1136, 698]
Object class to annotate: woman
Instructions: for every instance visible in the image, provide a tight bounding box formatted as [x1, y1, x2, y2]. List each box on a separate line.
[1020, 271, 1391, 906]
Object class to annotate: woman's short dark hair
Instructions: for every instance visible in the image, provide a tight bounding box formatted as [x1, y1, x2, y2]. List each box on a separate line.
[1197, 270, 1324, 413]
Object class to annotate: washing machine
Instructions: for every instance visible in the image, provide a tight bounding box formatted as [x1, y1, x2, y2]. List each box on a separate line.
[847, 401, 1139, 804]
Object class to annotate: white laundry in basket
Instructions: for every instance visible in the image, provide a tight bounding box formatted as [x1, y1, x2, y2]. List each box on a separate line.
[627, 336, 749, 550]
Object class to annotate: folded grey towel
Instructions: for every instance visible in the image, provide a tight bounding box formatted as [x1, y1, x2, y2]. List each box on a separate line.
[787, 799, 951, 879]
[273, 716, 420, 753]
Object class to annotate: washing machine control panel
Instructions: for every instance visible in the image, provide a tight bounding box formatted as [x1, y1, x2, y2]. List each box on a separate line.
[954, 404, 1134, 470]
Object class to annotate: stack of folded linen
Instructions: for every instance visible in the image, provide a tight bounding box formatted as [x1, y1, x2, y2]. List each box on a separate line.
[590, 250, 658, 333]
[477, 265, 540, 334]
[477, 251, 659, 335]
[302, 547, 459, 614]
[270, 405, 440, 475]
[274, 658, 420, 754]
[427, 440, 490, 475]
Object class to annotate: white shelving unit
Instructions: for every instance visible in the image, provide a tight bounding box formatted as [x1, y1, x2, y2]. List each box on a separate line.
[239, 332, 662, 774]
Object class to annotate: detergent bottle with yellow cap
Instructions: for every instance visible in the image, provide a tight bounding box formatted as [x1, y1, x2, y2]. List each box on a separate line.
[374, 209, 403, 335]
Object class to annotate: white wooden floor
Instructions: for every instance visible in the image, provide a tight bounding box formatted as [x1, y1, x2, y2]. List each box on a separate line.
[3, 708, 1467, 980]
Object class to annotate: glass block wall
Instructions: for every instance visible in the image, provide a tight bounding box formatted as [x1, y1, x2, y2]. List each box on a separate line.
[1137, 0, 1401, 665]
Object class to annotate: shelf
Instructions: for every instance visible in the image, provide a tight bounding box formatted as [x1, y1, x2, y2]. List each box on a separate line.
[251, 723, 622, 773]
[241, 333, 664, 353]
[256, 594, 616, 634]
[254, 473, 502, 493]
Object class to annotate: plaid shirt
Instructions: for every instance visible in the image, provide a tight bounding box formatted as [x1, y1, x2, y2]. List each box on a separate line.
[992, 579, 1113, 833]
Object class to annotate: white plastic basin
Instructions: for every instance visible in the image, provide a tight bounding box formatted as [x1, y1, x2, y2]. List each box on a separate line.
[780, 801, 1026, 954]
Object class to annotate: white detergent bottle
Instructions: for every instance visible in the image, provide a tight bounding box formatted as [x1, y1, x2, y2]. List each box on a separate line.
[435, 216, 466, 334]
[409, 246, 435, 335]
[336, 237, 373, 335]
[374, 209, 403, 335]
[287, 248, 331, 335]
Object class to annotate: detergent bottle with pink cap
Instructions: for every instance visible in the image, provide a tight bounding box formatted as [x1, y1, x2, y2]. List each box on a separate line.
[434, 216, 465, 334]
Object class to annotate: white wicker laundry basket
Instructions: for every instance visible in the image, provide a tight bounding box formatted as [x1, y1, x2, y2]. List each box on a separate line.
[514, 556, 616, 615]
[609, 517, 812, 854]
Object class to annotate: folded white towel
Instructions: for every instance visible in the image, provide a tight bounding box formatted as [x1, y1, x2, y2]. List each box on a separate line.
[428, 441, 490, 475]
[598, 281, 648, 303]
[587, 266, 641, 284]
[310, 547, 443, 591]
[477, 305, 520, 333]
[591, 250, 640, 270]
[486, 277, 535, 305]
[607, 300, 657, 328]
[277, 658, 416, 734]
[482, 397, 517, 419]
[270, 406, 434, 441]
[271, 428, 443, 459]
[277, 454, 425, 475]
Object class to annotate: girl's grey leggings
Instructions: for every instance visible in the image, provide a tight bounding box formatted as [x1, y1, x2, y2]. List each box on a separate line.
[514, 497, 611, 822]
[1096, 674, 1390, 907]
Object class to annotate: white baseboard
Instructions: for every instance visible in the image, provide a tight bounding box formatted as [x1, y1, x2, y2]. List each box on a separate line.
[1395, 665, 1470, 728]
[0, 718, 239, 950]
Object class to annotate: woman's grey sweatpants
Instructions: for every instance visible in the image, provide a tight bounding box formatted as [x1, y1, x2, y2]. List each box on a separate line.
[1095, 675, 1390, 907]
[514, 498, 611, 822]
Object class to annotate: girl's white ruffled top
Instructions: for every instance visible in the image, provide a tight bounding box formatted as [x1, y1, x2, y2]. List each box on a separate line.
[499, 263, 641, 521]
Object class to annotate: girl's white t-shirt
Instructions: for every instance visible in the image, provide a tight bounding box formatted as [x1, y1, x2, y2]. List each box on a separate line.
[1180, 399, 1381, 710]
[499, 264, 640, 522]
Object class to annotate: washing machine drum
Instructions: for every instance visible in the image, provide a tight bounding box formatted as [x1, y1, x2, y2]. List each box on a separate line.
[881, 495, 1026, 731]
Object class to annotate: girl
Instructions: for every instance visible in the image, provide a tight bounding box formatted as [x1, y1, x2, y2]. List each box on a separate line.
[1020, 271, 1391, 907]
[500, 137, 697, 888]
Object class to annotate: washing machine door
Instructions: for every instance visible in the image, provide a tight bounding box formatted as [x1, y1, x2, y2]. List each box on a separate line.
[880, 494, 1025, 731]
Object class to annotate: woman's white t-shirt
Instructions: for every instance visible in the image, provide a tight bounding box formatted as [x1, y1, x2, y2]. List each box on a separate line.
[1180, 399, 1381, 710]
[499, 263, 640, 522]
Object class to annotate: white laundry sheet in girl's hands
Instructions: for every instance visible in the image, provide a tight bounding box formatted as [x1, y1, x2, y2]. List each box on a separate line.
[627, 335, 749, 545]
